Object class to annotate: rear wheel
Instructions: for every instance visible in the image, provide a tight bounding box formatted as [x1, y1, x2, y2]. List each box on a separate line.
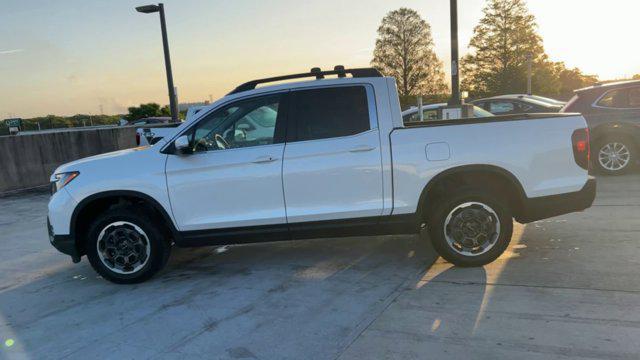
[426, 188, 513, 267]
[595, 137, 635, 175]
[85, 206, 171, 284]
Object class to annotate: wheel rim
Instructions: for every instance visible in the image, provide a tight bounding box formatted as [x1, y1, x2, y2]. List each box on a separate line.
[444, 202, 500, 257]
[598, 142, 630, 171]
[96, 221, 151, 275]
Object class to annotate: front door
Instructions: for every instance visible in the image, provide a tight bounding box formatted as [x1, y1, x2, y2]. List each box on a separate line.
[166, 93, 288, 231]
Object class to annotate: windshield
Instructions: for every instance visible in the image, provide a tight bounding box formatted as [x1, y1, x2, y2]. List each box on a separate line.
[473, 106, 494, 117]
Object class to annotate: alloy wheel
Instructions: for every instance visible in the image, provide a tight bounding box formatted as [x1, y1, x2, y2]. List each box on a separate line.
[598, 142, 631, 172]
[96, 221, 151, 274]
[444, 202, 500, 257]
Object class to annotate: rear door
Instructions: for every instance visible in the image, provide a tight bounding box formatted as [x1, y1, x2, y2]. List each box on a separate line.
[282, 85, 383, 224]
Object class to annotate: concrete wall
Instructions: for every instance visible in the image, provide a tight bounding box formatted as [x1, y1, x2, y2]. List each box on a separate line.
[0, 127, 136, 193]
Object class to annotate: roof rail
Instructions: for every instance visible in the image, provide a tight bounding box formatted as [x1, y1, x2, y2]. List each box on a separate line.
[228, 66, 383, 95]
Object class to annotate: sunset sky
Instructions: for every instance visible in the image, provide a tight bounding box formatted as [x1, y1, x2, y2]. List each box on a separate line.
[2, 0, 639, 118]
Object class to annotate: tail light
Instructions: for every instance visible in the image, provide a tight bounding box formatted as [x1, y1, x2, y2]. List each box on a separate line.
[136, 132, 141, 146]
[571, 128, 590, 170]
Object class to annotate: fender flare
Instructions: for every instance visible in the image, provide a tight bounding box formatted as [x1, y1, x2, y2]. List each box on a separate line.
[70, 190, 180, 242]
[416, 164, 527, 220]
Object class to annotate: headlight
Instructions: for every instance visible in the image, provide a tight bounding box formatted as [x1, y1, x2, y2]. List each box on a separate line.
[51, 172, 79, 194]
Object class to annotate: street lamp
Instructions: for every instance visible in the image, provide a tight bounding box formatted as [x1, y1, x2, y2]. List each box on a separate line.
[136, 3, 179, 123]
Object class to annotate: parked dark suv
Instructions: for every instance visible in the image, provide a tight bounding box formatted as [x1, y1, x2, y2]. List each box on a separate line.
[562, 80, 640, 174]
[470, 94, 564, 115]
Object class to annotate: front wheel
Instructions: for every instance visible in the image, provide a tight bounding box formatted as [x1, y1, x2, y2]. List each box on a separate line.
[85, 206, 171, 284]
[594, 137, 635, 175]
[426, 188, 513, 267]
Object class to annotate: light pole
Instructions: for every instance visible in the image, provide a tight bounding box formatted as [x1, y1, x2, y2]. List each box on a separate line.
[526, 53, 533, 95]
[448, 0, 461, 106]
[136, 3, 179, 123]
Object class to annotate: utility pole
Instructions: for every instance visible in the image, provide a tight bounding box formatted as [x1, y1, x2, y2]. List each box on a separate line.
[174, 86, 179, 117]
[443, 0, 471, 119]
[448, 0, 461, 106]
[526, 53, 533, 95]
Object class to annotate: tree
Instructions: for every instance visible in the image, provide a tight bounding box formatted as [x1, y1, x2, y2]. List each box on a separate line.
[461, 0, 546, 97]
[555, 63, 598, 99]
[371, 8, 447, 100]
[125, 103, 170, 121]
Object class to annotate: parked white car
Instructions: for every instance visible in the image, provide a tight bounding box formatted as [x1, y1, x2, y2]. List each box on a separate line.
[401, 103, 494, 123]
[135, 108, 206, 146]
[47, 67, 596, 283]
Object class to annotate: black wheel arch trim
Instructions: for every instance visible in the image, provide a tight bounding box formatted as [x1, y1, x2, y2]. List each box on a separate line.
[70, 190, 180, 251]
[415, 164, 595, 224]
[415, 164, 527, 222]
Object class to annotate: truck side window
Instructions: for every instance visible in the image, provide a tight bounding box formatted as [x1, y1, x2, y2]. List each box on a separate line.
[189, 94, 282, 152]
[288, 86, 370, 141]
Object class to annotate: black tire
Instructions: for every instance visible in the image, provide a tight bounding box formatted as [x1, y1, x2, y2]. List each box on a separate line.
[85, 205, 171, 284]
[593, 136, 636, 175]
[426, 187, 513, 267]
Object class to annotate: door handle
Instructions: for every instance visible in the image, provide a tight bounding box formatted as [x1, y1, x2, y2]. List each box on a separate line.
[349, 145, 376, 153]
[252, 156, 277, 164]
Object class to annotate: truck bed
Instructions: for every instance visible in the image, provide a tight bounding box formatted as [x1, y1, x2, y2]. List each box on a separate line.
[389, 112, 590, 216]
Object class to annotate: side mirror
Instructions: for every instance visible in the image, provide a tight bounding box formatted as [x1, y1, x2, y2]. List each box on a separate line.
[174, 135, 192, 155]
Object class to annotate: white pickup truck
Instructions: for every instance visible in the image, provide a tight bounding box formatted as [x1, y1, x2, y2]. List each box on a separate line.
[47, 67, 596, 283]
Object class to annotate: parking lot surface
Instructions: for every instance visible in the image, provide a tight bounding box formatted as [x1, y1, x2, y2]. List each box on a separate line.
[1, 175, 640, 360]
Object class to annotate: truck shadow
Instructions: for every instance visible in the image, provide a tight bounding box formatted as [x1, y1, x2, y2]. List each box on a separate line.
[339, 223, 536, 358]
[353, 204, 625, 359]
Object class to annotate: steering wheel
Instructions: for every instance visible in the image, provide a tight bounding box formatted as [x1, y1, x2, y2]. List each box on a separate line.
[214, 134, 230, 150]
[194, 137, 213, 152]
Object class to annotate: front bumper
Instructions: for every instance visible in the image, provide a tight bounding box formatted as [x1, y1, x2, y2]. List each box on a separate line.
[517, 176, 597, 223]
[47, 217, 81, 263]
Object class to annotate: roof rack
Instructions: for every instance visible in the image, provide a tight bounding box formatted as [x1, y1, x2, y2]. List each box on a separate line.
[228, 66, 383, 95]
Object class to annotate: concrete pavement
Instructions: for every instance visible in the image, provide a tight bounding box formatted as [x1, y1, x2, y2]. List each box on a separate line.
[1, 175, 639, 359]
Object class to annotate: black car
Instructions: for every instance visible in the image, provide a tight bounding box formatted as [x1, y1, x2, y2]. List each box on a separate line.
[470, 94, 564, 115]
[562, 80, 640, 174]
